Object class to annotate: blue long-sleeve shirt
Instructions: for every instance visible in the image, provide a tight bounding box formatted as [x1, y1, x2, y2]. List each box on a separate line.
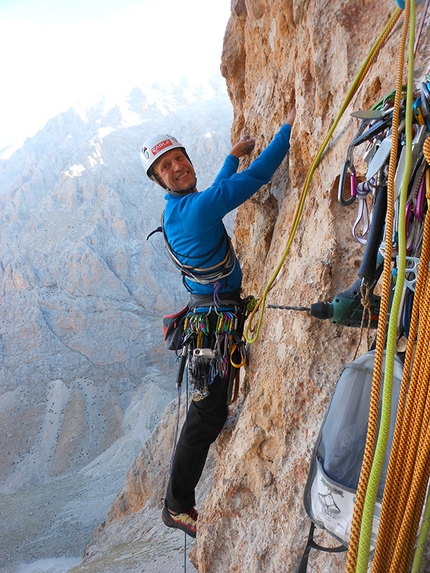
[163, 123, 292, 295]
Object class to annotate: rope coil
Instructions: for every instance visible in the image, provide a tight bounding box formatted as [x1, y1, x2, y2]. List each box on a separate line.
[346, 1, 414, 570]
[346, 3, 430, 572]
[371, 120, 430, 572]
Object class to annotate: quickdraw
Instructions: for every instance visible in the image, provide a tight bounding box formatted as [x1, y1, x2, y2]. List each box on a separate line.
[180, 304, 249, 404]
[161, 213, 237, 289]
[340, 80, 430, 353]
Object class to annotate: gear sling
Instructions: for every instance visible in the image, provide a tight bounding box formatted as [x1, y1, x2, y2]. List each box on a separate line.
[149, 212, 237, 291]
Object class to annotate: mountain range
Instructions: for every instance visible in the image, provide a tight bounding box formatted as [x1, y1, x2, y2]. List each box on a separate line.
[0, 78, 233, 571]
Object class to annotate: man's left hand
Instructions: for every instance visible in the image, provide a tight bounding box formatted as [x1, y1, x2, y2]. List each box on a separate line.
[230, 136, 256, 158]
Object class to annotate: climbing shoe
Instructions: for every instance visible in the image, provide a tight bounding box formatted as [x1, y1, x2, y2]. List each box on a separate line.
[162, 505, 198, 538]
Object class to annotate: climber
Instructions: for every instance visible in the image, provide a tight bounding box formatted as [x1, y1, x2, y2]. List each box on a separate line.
[140, 107, 296, 538]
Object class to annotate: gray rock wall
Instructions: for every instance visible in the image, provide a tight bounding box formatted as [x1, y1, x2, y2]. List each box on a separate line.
[0, 82, 233, 571]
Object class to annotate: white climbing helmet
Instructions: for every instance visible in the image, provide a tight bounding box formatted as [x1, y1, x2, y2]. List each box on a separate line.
[140, 133, 185, 177]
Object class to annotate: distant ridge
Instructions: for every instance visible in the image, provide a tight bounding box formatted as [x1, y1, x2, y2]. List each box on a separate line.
[0, 80, 233, 571]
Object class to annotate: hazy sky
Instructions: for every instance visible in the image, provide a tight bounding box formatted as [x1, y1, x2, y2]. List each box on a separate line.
[0, 0, 231, 150]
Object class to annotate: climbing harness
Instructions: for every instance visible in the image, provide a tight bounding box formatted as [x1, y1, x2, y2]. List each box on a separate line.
[147, 213, 237, 291]
[163, 226, 237, 288]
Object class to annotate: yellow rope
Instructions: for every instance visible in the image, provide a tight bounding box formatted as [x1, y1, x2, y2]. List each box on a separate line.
[244, 7, 403, 344]
[411, 442, 430, 572]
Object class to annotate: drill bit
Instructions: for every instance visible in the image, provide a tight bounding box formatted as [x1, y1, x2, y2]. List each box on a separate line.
[268, 304, 310, 312]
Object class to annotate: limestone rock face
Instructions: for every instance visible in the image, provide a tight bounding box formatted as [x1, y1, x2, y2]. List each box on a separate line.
[81, 2, 430, 573]
[198, 3, 429, 572]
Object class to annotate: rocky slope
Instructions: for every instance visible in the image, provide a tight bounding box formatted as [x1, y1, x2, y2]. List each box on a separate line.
[77, 1, 430, 573]
[0, 80, 233, 572]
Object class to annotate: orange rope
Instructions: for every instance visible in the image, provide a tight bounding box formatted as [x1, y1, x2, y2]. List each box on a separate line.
[372, 158, 430, 569]
[345, 6, 406, 571]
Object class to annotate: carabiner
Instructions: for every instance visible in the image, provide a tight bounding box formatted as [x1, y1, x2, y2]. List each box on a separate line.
[230, 342, 247, 368]
[338, 159, 357, 206]
[413, 175, 426, 223]
[352, 114, 394, 147]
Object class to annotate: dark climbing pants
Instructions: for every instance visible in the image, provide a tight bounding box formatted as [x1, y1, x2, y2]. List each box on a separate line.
[166, 374, 229, 513]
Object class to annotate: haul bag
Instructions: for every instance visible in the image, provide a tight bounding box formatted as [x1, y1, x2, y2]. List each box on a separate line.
[303, 350, 403, 549]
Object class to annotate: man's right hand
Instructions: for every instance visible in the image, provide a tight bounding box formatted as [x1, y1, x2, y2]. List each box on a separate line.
[286, 108, 296, 126]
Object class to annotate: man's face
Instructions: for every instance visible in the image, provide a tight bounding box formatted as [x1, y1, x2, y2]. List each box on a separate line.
[154, 148, 197, 192]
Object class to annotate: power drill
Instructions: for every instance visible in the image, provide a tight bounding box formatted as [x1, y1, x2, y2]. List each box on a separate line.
[312, 277, 380, 327]
[269, 276, 381, 328]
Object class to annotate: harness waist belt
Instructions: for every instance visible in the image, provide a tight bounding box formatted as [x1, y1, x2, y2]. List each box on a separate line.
[188, 290, 242, 308]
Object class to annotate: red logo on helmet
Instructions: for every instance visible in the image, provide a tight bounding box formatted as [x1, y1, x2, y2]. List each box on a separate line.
[151, 139, 173, 156]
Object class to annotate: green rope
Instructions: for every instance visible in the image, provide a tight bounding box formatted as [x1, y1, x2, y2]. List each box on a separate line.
[411, 485, 430, 573]
[354, 1, 416, 570]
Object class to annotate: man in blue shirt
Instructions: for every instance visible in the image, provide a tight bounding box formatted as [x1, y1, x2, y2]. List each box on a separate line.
[141, 109, 295, 537]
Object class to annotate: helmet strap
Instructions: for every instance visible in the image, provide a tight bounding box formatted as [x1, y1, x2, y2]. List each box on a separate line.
[150, 171, 168, 189]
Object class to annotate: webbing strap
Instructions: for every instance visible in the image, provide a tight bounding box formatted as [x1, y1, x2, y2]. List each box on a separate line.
[296, 522, 346, 573]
